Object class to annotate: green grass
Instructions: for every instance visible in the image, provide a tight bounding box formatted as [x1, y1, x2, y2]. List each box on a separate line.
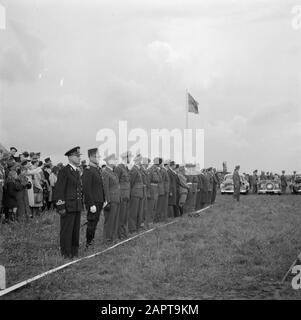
[1, 194, 301, 299]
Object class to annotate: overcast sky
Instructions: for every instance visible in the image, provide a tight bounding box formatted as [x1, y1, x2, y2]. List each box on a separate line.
[0, 0, 300, 172]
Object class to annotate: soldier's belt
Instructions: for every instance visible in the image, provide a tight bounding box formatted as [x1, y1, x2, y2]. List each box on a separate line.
[150, 183, 158, 186]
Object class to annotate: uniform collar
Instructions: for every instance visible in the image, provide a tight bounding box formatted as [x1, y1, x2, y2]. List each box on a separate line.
[89, 161, 98, 169]
[68, 162, 78, 171]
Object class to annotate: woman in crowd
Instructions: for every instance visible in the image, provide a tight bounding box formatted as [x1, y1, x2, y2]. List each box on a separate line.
[15, 165, 32, 222]
[4, 170, 19, 222]
[27, 160, 43, 217]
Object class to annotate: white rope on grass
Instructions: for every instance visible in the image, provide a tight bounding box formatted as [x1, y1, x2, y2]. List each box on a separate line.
[0, 205, 213, 297]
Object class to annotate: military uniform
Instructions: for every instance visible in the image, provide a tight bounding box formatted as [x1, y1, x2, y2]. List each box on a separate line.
[167, 166, 180, 218]
[114, 163, 130, 238]
[140, 165, 150, 227]
[82, 161, 105, 246]
[102, 165, 120, 243]
[129, 164, 144, 232]
[156, 166, 165, 222]
[280, 173, 287, 194]
[211, 171, 219, 204]
[233, 168, 241, 201]
[252, 172, 258, 193]
[161, 166, 170, 221]
[147, 164, 160, 224]
[53, 148, 83, 258]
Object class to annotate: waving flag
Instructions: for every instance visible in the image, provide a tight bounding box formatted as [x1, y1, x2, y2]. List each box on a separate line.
[188, 92, 199, 114]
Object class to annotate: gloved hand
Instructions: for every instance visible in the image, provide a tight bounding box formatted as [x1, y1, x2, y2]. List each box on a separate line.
[90, 205, 97, 213]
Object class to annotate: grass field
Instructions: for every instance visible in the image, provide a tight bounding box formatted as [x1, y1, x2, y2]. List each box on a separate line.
[1, 194, 301, 300]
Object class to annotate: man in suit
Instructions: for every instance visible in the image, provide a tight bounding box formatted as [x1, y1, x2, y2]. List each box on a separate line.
[129, 154, 144, 233]
[82, 148, 105, 248]
[53, 146, 83, 259]
[233, 165, 241, 202]
[114, 151, 132, 239]
[280, 170, 287, 194]
[102, 154, 120, 244]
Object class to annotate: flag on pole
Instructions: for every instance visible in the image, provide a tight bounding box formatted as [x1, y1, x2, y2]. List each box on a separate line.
[188, 92, 199, 114]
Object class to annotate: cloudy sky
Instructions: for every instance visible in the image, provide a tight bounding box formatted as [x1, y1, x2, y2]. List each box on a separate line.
[0, 0, 300, 172]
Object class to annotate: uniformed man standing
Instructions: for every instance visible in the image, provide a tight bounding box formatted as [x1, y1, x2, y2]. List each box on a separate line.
[280, 170, 287, 194]
[200, 169, 208, 209]
[207, 168, 214, 205]
[114, 151, 132, 239]
[102, 154, 120, 243]
[140, 157, 151, 228]
[129, 154, 144, 233]
[161, 160, 170, 221]
[154, 158, 164, 222]
[53, 147, 83, 259]
[82, 148, 105, 248]
[147, 158, 160, 224]
[211, 168, 219, 204]
[252, 170, 258, 193]
[233, 165, 241, 202]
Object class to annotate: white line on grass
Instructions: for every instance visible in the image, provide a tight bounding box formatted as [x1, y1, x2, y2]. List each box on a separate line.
[0, 205, 212, 297]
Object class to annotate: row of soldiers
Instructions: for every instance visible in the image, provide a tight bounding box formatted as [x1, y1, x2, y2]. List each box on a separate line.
[53, 146, 219, 259]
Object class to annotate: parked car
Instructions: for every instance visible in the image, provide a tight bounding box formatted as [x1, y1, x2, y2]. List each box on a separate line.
[220, 174, 250, 194]
[291, 174, 301, 194]
[257, 179, 281, 195]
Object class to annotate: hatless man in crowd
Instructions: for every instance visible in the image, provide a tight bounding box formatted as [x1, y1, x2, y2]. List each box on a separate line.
[82, 148, 105, 248]
[53, 146, 83, 259]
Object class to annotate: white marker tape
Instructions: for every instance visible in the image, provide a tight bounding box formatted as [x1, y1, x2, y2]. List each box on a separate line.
[0, 206, 212, 297]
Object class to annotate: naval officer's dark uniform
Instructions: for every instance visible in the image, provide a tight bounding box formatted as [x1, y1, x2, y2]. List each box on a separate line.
[82, 161, 105, 246]
[53, 148, 83, 258]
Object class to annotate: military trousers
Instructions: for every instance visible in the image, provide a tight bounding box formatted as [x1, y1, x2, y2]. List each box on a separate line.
[155, 194, 165, 222]
[233, 186, 240, 201]
[129, 196, 143, 233]
[60, 211, 81, 258]
[103, 202, 120, 243]
[86, 202, 103, 245]
[118, 198, 129, 239]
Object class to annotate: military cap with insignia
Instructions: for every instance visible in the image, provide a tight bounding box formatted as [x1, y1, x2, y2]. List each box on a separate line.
[65, 146, 81, 157]
[44, 157, 51, 163]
